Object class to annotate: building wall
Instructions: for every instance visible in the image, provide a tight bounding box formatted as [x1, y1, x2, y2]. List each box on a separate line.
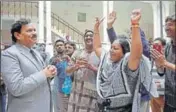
[1, 1, 174, 45]
[51, 1, 155, 40]
[51, 1, 104, 37]
[113, 1, 153, 39]
[51, 1, 175, 40]
[170, 1, 175, 14]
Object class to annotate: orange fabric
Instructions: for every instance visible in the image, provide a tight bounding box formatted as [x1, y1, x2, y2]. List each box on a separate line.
[151, 96, 164, 112]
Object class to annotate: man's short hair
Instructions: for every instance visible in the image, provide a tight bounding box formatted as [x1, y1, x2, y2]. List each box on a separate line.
[38, 43, 46, 47]
[11, 18, 31, 43]
[165, 13, 176, 22]
[154, 37, 166, 46]
[54, 39, 65, 47]
[65, 41, 76, 50]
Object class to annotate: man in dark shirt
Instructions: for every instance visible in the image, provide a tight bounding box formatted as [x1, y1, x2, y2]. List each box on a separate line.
[151, 13, 176, 112]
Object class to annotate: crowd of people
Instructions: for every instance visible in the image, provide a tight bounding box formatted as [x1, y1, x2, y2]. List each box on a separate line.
[0, 9, 175, 112]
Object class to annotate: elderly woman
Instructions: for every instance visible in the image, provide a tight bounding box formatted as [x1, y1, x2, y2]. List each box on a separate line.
[93, 9, 157, 112]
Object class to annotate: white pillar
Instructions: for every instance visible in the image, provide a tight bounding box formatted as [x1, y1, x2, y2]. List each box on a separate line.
[38, 1, 44, 43]
[103, 1, 108, 42]
[108, 1, 114, 13]
[162, 1, 171, 42]
[151, 2, 161, 39]
[45, 1, 53, 57]
[102, 1, 111, 51]
[162, 1, 171, 17]
[46, 1, 52, 43]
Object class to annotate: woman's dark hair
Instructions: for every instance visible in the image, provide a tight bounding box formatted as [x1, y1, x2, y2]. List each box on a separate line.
[113, 34, 130, 54]
[154, 37, 166, 46]
[11, 18, 31, 43]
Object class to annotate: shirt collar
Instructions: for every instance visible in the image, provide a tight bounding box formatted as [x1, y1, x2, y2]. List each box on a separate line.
[16, 43, 31, 53]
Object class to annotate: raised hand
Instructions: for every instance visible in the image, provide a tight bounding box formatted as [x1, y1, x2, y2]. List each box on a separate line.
[131, 9, 141, 25]
[94, 17, 104, 29]
[107, 11, 116, 28]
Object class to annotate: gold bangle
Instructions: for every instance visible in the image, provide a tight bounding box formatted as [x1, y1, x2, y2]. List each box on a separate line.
[94, 32, 99, 34]
[131, 23, 139, 25]
[131, 25, 139, 28]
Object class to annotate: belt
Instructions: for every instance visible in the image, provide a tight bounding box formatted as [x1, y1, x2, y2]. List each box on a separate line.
[97, 103, 132, 111]
[107, 104, 132, 111]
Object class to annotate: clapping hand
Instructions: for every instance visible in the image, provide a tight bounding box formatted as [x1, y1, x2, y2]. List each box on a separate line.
[62, 55, 71, 62]
[70, 59, 87, 71]
[84, 63, 98, 72]
[75, 58, 88, 67]
[150, 48, 166, 68]
[43, 65, 57, 78]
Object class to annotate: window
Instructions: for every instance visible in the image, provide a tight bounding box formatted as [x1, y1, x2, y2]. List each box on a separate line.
[77, 12, 86, 22]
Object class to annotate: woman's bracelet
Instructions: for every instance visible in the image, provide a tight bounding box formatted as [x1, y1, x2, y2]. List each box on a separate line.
[131, 23, 139, 25]
[94, 32, 99, 35]
[131, 25, 139, 28]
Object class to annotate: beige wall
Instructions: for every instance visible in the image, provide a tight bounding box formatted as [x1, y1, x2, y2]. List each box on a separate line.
[113, 1, 153, 39]
[51, 1, 154, 40]
[51, 1, 104, 37]
[170, 1, 175, 14]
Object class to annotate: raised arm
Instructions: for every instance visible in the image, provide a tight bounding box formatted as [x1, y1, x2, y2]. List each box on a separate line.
[128, 9, 143, 70]
[107, 11, 118, 44]
[93, 17, 103, 58]
[139, 28, 150, 58]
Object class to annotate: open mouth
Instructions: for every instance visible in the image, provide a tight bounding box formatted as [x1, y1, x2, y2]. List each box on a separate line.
[32, 37, 37, 41]
[86, 41, 92, 44]
[86, 40, 92, 44]
[166, 31, 172, 36]
[32, 37, 37, 39]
